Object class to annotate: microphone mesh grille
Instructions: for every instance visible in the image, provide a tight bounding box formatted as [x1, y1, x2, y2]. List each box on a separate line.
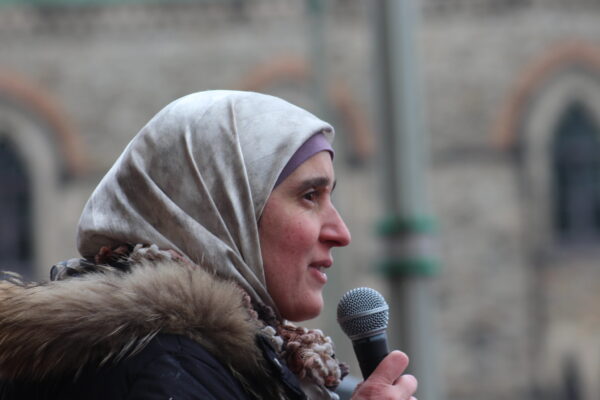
[337, 287, 389, 340]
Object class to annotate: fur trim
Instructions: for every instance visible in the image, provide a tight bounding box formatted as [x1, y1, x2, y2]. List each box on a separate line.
[0, 260, 265, 382]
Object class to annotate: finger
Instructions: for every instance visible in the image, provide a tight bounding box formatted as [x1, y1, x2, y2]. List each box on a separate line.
[394, 374, 418, 397]
[368, 350, 409, 384]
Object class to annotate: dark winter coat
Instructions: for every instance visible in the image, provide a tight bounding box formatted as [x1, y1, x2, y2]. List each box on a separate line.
[0, 259, 307, 399]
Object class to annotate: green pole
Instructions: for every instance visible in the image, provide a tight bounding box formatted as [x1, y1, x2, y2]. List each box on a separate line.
[373, 1, 443, 399]
[307, 0, 329, 117]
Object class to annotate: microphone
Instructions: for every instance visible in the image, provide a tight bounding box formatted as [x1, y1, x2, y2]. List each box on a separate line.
[337, 287, 390, 379]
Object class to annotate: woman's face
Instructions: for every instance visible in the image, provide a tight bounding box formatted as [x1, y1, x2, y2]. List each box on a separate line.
[259, 151, 351, 322]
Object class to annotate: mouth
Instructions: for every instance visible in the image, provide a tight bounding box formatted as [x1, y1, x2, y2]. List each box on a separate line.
[312, 265, 326, 273]
[309, 261, 332, 284]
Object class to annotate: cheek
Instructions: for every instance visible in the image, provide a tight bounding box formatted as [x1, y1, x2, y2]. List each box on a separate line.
[260, 213, 322, 290]
[264, 219, 311, 261]
[282, 217, 320, 252]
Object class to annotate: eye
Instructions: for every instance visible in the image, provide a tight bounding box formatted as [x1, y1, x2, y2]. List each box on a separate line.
[303, 190, 319, 202]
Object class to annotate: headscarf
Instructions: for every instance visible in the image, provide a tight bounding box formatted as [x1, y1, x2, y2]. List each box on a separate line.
[76, 90, 334, 314]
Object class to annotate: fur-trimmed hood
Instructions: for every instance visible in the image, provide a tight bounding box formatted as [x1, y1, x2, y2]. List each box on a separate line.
[0, 259, 267, 383]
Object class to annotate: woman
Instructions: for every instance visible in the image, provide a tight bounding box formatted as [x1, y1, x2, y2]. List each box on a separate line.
[0, 91, 417, 399]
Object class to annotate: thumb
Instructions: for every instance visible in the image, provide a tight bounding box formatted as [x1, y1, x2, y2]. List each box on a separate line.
[367, 350, 409, 384]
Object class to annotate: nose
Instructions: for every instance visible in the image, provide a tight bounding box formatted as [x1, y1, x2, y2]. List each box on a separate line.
[320, 205, 352, 247]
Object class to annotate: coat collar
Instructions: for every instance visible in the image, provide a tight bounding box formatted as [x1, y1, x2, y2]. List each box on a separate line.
[0, 259, 265, 383]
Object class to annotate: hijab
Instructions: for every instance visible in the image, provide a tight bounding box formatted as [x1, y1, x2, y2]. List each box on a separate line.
[76, 90, 335, 314]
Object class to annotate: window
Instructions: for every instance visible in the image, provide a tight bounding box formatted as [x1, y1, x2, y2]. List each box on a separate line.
[0, 134, 32, 276]
[552, 101, 600, 243]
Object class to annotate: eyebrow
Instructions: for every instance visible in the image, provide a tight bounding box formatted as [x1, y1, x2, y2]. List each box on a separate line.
[297, 177, 337, 193]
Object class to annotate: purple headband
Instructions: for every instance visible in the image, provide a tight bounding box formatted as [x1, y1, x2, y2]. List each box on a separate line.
[274, 133, 334, 188]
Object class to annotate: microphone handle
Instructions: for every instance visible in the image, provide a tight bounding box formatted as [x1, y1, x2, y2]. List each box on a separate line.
[352, 332, 389, 379]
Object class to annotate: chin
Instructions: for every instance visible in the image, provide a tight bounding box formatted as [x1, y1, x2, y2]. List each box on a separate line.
[284, 298, 323, 322]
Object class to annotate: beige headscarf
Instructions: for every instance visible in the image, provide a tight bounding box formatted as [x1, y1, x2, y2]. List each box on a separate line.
[76, 90, 334, 314]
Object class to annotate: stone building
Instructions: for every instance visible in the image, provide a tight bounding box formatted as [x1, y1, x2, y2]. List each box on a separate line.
[1, 1, 600, 399]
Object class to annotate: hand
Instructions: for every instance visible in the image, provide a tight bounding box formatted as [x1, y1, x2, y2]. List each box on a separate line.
[351, 351, 418, 400]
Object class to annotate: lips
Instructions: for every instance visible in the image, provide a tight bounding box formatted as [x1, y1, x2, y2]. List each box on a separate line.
[309, 260, 332, 284]
[310, 259, 333, 269]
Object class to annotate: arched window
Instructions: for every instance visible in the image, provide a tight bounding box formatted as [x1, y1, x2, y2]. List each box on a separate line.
[0, 134, 32, 276]
[552, 101, 600, 243]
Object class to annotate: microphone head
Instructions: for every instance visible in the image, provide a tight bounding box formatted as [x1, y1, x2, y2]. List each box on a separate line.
[337, 287, 389, 340]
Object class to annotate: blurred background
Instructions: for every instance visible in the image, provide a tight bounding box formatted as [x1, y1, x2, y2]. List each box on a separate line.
[2, 0, 600, 399]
